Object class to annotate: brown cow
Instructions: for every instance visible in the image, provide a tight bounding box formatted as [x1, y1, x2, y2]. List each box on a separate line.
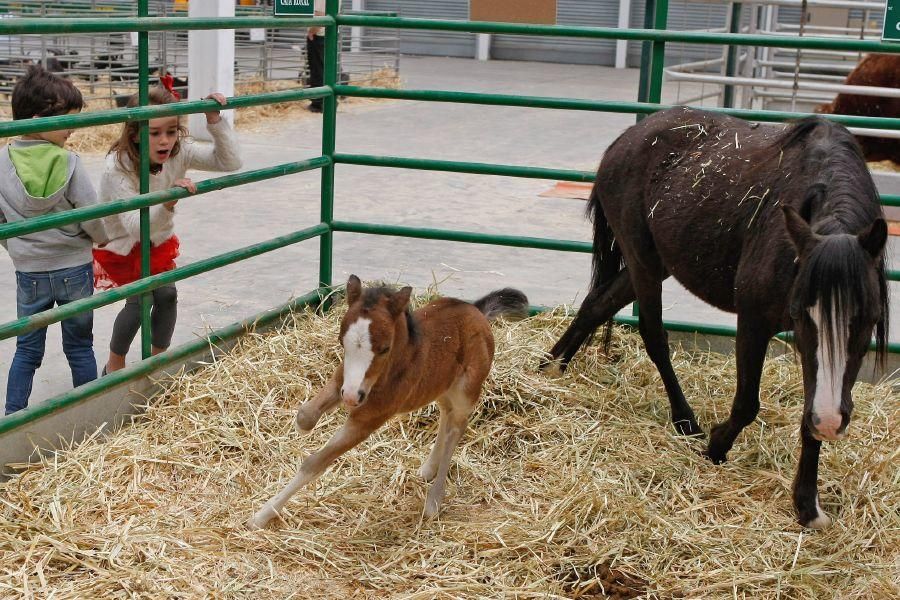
[816, 54, 899, 163]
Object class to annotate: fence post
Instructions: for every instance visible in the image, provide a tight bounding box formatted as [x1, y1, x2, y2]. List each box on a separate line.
[648, 0, 669, 105]
[138, 0, 152, 360]
[636, 0, 655, 120]
[188, 0, 235, 140]
[319, 0, 339, 299]
[723, 2, 742, 108]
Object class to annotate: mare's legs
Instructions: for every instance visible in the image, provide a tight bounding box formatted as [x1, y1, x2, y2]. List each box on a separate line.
[247, 412, 388, 529]
[423, 383, 477, 518]
[542, 269, 636, 373]
[295, 367, 343, 433]
[706, 316, 772, 462]
[630, 273, 702, 436]
[792, 423, 830, 529]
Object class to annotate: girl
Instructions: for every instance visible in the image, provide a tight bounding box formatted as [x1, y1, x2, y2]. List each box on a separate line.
[94, 86, 242, 374]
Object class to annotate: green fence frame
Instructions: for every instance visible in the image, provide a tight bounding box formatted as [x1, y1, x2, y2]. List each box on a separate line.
[0, 0, 899, 434]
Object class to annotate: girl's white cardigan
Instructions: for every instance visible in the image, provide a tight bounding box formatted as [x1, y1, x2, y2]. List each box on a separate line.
[98, 119, 242, 256]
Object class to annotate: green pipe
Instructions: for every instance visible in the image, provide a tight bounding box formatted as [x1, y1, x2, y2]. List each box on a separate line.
[0, 291, 323, 436]
[333, 87, 900, 130]
[0, 88, 333, 138]
[332, 220, 592, 254]
[332, 154, 899, 215]
[610, 314, 900, 354]
[0, 224, 329, 341]
[647, 0, 668, 105]
[0, 16, 334, 34]
[333, 153, 595, 182]
[0, 157, 330, 241]
[335, 15, 900, 53]
[319, 0, 339, 295]
[722, 3, 743, 109]
[636, 0, 655, 122]
[138, 0, 151, 359]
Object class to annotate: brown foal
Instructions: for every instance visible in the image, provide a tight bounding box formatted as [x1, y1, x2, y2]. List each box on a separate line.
[247, 276, 527, 529]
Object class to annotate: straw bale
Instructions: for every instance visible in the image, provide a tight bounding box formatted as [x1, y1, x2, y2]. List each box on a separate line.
[0, 69, 401, 154]
[0, 294, 897, 599]
[868, 160, 900, 173]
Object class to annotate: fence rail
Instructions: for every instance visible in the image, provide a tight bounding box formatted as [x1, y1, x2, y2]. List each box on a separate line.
[0, 4, 898, 434]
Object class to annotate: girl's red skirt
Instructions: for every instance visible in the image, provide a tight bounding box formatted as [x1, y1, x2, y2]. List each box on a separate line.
[93, 236, 180, 290]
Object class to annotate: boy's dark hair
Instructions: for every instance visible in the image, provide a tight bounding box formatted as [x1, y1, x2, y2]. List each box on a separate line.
[11, 64, 84, 120]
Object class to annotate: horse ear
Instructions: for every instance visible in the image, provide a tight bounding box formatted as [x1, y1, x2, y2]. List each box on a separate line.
[388, 286, 413, 317]
[858, 218, 887, 260]
[782, 206, 815, 256]
[346, 275, 362, 305]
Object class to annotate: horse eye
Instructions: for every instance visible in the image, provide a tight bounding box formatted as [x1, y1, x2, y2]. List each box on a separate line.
[378, 347, 390, 355]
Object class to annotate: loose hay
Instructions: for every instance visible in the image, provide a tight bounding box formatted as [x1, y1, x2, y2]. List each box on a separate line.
[0, 298, 897, 599]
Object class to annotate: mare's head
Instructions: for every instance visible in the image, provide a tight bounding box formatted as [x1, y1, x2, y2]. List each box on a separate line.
[338, 275, 413, 409]
[783, 205, 889, 442]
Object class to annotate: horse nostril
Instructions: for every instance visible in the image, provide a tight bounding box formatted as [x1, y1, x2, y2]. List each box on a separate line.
[358, 390, 367, 403]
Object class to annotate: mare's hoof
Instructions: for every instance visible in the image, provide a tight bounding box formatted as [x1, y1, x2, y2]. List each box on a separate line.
[703, 448, 728, 465]
[797, 496, 832, 530]
[674, 418, 704, 437]
[538, 356, 565, 377]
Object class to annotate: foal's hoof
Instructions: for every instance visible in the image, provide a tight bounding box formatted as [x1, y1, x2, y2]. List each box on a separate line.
[538, 356, 565, 377]
[423, 500, 441, 520]
[246, 506, 278, 530]
[418, 462, 438, 483]
[294, 409, 320, 434]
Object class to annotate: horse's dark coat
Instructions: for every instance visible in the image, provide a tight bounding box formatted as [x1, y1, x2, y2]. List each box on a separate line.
[546, 107, 888, 527]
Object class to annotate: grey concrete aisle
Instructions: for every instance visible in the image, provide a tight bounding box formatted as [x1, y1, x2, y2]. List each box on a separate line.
[2, 56, 898, 407]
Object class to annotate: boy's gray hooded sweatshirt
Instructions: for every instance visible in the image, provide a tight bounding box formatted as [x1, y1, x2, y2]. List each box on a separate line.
[0, 139, 107, 273]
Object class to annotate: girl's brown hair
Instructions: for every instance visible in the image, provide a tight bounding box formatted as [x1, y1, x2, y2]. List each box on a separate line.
[109, 86, 187, 174]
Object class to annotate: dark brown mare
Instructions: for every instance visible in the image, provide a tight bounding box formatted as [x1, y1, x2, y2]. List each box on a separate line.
[543, 107, 889, 529]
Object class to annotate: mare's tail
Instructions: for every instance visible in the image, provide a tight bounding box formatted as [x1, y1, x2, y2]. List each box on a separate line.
[587, 179, 623, 294]
[473, 288, 529, 321]
[586, 173, 625, 352]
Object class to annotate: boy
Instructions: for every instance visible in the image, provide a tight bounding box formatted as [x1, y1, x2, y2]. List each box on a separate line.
[0, 65, 107, 414]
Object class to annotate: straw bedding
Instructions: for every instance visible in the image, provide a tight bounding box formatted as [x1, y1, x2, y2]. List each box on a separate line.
[0, 296, 897, 599]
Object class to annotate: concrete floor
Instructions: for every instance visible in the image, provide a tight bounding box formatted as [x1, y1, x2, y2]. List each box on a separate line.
[2, 55, 898, 406]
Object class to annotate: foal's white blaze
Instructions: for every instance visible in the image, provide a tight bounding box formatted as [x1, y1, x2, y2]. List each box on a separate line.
[809, 302, 848, 441]
[341, 317, 374, 404]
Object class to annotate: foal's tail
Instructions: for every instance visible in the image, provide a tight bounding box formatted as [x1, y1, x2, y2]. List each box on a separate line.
[473, 288, 529, 321]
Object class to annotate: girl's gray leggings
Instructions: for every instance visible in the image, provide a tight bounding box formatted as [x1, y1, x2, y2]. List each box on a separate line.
[109, 285, 177, 355]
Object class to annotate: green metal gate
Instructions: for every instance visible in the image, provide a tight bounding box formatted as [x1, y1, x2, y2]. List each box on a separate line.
[0, 0, 898, 435]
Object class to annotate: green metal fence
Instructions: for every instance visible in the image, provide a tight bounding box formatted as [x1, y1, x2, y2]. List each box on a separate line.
[0, 0, 898, 434]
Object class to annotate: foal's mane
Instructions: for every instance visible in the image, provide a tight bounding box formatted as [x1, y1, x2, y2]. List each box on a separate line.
[776, 117, 889, 364]
[359, 285, 419, 341]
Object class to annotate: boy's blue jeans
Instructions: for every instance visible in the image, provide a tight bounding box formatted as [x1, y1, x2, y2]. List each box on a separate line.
[5, 263, 97, 415]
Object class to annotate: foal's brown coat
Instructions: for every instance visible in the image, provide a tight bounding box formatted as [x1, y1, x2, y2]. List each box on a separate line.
[248, 277, 527, 528]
